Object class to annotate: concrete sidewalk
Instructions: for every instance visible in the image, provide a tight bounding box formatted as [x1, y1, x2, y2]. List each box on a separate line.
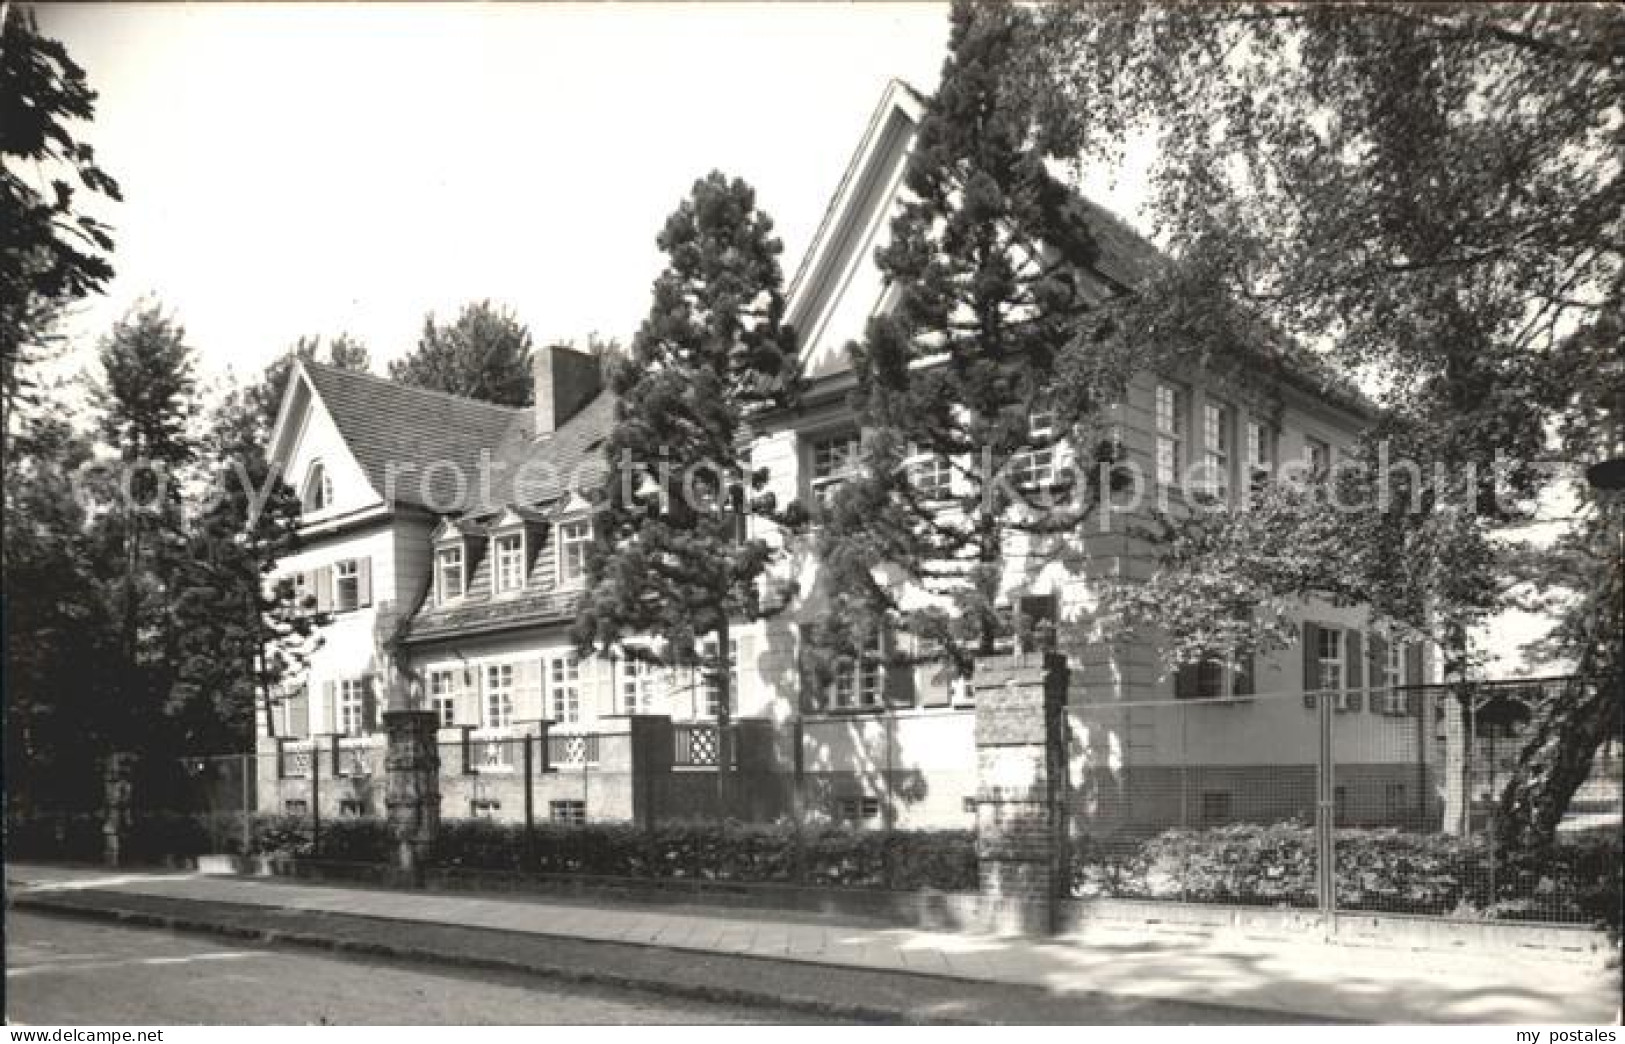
[7, 863, 1618, 1024]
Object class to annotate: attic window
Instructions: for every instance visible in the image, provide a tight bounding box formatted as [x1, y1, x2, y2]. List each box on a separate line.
[558, 519, 590, 585]
[437, 545, 464, 602]
[303, 462, 333, 512]
[494, 533, 526, 594]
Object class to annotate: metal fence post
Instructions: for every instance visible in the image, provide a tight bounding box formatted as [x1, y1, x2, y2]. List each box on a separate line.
[311, 740, 322, 856]
[1315, 691, 1337, 934]
[240, 752, 252, 855]
[522, 734, 535, 867]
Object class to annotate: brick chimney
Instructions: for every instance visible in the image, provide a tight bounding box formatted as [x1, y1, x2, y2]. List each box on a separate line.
[533, 343, 603, 436]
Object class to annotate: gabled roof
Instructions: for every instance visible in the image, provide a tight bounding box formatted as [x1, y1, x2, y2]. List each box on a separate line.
[783, 78, 1374, 419]
[299, 362, 527, 512]
[465, 390, 617, 515]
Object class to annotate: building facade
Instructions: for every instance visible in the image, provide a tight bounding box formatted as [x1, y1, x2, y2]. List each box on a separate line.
[256, 80, 1438, 834]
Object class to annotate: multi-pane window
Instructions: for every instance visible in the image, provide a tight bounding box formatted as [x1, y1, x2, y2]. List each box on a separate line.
[1316, 628, 1345, 692]
[1305, 436, 1332, 478]
[429, 670, 457, 728]
[619, 657, 652, 715]
[1008, 407, 1057, 488]
[291, 571, 310, 611]
[833, 633, 883, 709]
[494, 533, 525, 593]
[1201, 402, 1233, 500]
[810, 433, 861, 508]
[338, 678, 366, 736]
[1155, 383, 1186, 486]
[550, 655, 581, 724]
[1245, 421, 1276, 492]
[436, 545, 464, 602]
[837, 796, 881, 822]
[558, 520, 590, 585]
[549, 800, 586, 825]
[470, 798, 500, 819]
[701, 638, 738, 717]
[907, 443, 953, 500]
[334, 559, 360, 611]
[484, 663, 514, 729]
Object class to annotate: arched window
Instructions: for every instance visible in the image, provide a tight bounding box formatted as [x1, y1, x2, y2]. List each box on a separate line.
[302, 461, 333, 512]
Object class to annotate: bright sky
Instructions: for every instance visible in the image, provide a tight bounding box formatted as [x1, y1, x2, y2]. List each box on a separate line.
[36, 1, 963, 384]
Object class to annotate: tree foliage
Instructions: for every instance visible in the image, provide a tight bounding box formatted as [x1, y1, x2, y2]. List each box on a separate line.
[1031, 1, 1623, 847]
[574, 171, 799, 790]
[0, 4, 122, 412]
[812, 0, 1136, 682]
[388, 300, 534, 406]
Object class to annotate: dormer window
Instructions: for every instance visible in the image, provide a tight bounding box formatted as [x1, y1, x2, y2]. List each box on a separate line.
[558, 519, 591, 586]
[302, 461, 333, 513]
[494, 532, 526, 594]
[436, 544, 465, 602]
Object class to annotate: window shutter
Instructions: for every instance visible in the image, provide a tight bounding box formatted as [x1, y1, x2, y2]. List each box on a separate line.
[322, 680, 338, 735]
[362, 675, 379, 733]
[287, 687, 310, 739]
[590, 654, 616, 720]
[456, 667, 480, 727]
[1346, 630, 1364, 690]
[1232, 654, 1255, 697]
[1175, 662, 1199, 700]
[1301, 622, 1320, 705]
[1367, 632, 1388, 706]
[734, 634, 756, 712]
[515, 659, 544, 722]
[314, 566, 333, 613]
[883, 632, 915, 708]
[357, 557, 373, 608]
[917, 644, 953, 708]
[1404, 644, 1425, 714]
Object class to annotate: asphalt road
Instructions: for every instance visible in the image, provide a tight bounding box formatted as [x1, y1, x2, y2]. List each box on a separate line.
[4, 911, 829, 1025]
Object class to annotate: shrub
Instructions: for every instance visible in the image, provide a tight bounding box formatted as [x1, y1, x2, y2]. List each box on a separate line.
[1071, 821, 1622, 927]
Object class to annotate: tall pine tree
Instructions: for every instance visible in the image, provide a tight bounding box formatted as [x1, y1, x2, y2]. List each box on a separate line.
[813, 0, 1132, 688]
[574, 171, 798, 809]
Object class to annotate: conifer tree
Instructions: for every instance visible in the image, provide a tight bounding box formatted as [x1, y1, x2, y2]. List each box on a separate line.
[574, 171, 798, 809]
[388, 300, 534, 406]
[813, 0, 1133, 687]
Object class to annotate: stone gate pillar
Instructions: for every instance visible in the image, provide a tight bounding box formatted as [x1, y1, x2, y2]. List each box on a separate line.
[972, 652, 1069, 935]
[383, 709, 440, 886]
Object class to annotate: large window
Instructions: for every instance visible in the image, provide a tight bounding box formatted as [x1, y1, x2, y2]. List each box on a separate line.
[493, 533, 526, 593]
[339, 678, 366, 736]
[334, 559, 361, 611]
[1155, 383, 1186, 486]
[810, 433, 861, 509]
[1201, 401, 1233, 500]
[436, 545, 464, 602]
[429, 670, 456, 728]
[1245, 421, 1276, 492]
[833, 633, 883, 710]
[557, 520, 590, 586]
[302, 462, 333, 513]
[1316, 628, 1345, 692]
[701, 638, 738, 717]
[550, 654, 580, 724]
[485, 663, 514, 729]
[1008, 406, 1057, 488]
[619, 656, 653, 715]
[1382, 639, 1409, 713]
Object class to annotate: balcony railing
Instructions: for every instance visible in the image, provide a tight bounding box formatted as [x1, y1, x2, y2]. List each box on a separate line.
[547, 732, 600, 767]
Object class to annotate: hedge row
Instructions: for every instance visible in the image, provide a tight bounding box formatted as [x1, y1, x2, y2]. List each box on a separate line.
[1072, 821, 1622, 927]
[247, 816, 980, 893]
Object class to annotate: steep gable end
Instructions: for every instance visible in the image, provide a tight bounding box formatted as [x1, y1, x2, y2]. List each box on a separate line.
[267, 363, 383, 520]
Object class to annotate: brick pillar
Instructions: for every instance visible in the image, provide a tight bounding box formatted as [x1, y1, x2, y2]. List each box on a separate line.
[628, 715, 674, 827]
[973, 652, 1069, 935]
[383, 710, 440, 886]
